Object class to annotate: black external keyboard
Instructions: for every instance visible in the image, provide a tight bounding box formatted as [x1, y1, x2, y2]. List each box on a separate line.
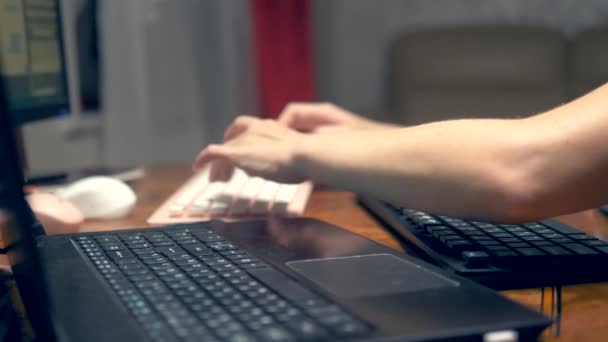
[358, 197, 608, 289]
[73, 224, 372, 342]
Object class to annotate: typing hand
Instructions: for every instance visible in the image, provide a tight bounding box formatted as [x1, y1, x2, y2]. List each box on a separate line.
[192, 116, 307, 183]
[278, 102, 391, 133]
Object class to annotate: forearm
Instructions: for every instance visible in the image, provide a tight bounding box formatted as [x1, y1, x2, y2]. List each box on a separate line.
[297, 119, 532, 222]
[298, 83, 608, 223]
[357, 116, 399, 130]
[197, 85, 608, 221]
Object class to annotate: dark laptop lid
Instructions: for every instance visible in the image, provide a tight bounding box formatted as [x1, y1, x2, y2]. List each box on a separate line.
[0, 80, 57, 340]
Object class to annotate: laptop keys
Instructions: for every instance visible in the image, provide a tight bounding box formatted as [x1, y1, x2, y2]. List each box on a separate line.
[73, 227, 373, 341]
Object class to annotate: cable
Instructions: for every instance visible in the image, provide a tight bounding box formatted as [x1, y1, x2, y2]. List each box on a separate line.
[555, 285, 562, 337]
[540, 287, 545, 313]
[551, 286, 555, 321]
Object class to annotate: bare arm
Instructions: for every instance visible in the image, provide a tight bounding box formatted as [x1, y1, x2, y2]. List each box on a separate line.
[295, 84, 608, 221]
[194, 84, 608, 222]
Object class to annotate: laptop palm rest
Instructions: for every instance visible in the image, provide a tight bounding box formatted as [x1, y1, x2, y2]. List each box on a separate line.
[287, 254, 459, 298]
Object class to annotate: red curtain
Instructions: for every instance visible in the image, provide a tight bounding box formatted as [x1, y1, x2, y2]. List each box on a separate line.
[251, 0, 316, 118]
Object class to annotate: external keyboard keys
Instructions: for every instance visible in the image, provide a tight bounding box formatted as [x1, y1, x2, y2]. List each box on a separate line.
[188, 202, 209, 216]
[477, 240, 501, 246]
[539, 246, 572, 256]
[492, 251, 518, 258]
[485, 246, 510, 252]
[446, 240, 473, 252]
[251, 181, 281, 214]
[272, 184, 299, 214]
[209, 201, 229, 215]
[507, 243, 531, 249]
[562, 243, 600, 255]
[218, 169, 249, 202]
[546, 222, 585, 235]
[235, 177, 265, 213]
[583, 239, 608, 246]
[174, 176, 206, 205]
[514, 247, 545, 256]
[549, 237, 573, 244]
[168, 204, 184, 217]
[569, 234, 597, 241]
[200, 182, 227, 202]
[530, 241, 555, 247]
[439, 234, 461, 244]
[148, 167, 313, 224]
[593, 246, 608, 254]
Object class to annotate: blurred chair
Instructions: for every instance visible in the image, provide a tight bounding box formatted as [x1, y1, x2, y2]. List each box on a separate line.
[388, 27, 568, 125]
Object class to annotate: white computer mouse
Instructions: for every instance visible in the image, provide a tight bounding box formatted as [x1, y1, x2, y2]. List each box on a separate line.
[55, 176, 137, 219]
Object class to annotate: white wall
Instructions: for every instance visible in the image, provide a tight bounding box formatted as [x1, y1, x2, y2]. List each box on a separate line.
[313, 0, 608, 117]
[100, 0, 255, 167]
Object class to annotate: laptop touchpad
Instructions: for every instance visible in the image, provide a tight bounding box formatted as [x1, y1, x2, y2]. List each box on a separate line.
[287, 254, 458, 298]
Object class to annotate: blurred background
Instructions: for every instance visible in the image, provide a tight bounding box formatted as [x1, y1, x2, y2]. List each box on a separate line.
[3, 0, 608, 173]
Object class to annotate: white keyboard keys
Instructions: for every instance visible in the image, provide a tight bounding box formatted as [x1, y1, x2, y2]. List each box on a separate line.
[250, 181, 281, 214]
[174, 168, 210, 206]
[209, 201, 229, 215]
[271, 184, 299, 214]
[168, 204, 185, 217]
[199, 181, 226, 201]
[216, 169, 249, 203]
[230, 177, 265, 215]
[146, 167, 313, 225]
[189, 181, 226, 215]
[188, 202, 209, 216]
[174, 187, 199, 207]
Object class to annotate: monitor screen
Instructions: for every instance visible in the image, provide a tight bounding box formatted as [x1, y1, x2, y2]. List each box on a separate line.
[0, 0, 69, 125]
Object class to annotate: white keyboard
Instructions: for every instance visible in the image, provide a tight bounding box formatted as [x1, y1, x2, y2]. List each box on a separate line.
[147, 166, 314, 225]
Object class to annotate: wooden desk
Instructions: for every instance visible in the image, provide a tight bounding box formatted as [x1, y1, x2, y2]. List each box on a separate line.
[79, 165, 608, 341]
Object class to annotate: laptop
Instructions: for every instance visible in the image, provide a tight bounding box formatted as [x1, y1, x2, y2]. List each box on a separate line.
[0, 82, 551, 341]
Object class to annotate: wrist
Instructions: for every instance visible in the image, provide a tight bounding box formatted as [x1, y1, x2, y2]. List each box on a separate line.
[292, 134, 323, 183]
[357, 117, 398, 130]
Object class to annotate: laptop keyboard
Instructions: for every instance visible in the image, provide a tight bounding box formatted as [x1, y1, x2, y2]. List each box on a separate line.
[359, 197, 608, 289]
[73, 224, 371, 341]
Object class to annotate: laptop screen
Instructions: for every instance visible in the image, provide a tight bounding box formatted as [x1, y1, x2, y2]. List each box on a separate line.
[0, 79, 57, 340]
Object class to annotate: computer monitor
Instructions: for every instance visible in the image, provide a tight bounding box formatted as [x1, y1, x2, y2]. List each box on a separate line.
[0, 0, 70, 125]
[0, 73, 57, 341]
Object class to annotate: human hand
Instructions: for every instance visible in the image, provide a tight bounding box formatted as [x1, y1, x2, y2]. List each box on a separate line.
[277, 102, 390, 133]
[192, 116, 307, 183]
